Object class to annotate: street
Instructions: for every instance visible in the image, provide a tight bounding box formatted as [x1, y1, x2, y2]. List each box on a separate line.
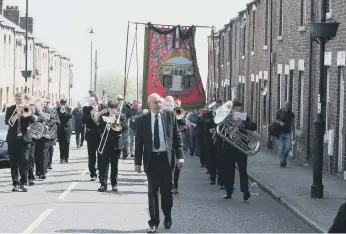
[0, 143, 314, 233]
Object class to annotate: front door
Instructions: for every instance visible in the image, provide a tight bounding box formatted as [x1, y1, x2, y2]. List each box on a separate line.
[338, 68, 345, 173]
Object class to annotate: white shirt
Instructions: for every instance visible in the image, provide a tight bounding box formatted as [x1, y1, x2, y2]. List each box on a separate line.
[151, 111, 166, 152]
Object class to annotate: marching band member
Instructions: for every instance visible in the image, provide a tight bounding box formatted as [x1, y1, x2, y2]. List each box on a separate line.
[221, 100, 255, 201]
[116, 95, 131, 159]
[5, 92, 44, 192]
[72, 102, 85, 148]
[56, 99, 73, 163]
[83, 96, 104, 181]
[35, 97, 58, 179]
[97, 100, 127, 192]
[47, 98, 57, 170]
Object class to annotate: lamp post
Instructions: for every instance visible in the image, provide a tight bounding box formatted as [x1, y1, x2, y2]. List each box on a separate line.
[87, 28, 95, 91]
[21, 0, 32, 94]
[310, 0, 340, 198]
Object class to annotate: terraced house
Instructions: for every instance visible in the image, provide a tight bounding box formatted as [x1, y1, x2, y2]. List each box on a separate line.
[207, 0, 346, 176]
[0, 3, 74, 108]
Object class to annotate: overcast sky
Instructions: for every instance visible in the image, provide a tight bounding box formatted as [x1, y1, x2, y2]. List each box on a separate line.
[4, 0, 250, 101]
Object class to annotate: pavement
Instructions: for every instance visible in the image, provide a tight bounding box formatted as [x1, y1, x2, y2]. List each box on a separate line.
[0, 141, 314, 233]
[247, 149, 346, 233]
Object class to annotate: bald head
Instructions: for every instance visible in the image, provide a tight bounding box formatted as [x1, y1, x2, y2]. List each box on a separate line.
[148, 93, 162, 114]
[165, 96, 174, 103]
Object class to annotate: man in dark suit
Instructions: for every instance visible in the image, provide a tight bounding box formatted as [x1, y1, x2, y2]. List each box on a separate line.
[97, 100, 127, 192]
[83, 96, 105, 181]
[5, 92, 44, 192]
[56, 99, 73, 163]
[135, 93, 184, 233]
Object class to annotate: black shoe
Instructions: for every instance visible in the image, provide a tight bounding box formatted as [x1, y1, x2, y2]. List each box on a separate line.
[12, 185, 20, 192]
[39, 175, 46, 180]
[112, 185, 118, 191]
[98, 185, 107, 192]
[223, 194, 232, 199]
[19, 185, 28, 192]
[147, 226, 157, 233]
[210, 180, 215, 185]
[164, 219, 172, 229]
[90, 176, 97, 181]
[28, 180, 34, 186]
[47, 165, 52, 170]
[173, 188, 179, 194]
[65, 159, 68, 163]
[243, 191, 251, 201]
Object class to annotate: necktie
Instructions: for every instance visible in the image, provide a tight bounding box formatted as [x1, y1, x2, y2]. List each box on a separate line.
[154, 115, 160, 150]
[17, 116, 21, 135]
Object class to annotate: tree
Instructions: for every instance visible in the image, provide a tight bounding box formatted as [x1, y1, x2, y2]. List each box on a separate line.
[96, 69, 142, 103]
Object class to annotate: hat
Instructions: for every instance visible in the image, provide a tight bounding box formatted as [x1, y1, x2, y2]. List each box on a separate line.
[60, 99, 67, 104]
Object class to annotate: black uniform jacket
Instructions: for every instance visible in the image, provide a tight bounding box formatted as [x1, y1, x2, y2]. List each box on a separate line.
[5, 104, 44, 143]
[56, 106, 73, 136]
[82, 105, 103, 132]
[99, 112, 127, 151]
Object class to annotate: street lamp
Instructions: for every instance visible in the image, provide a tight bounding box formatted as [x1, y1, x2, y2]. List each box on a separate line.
[87, 28, 95, 92]
[21, 0, 32, 94]
[310, 0, 340, 199]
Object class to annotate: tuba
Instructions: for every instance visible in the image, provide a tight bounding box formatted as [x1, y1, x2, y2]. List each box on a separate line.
[214, 101, 261, 156]
[173, 99, 185, 120]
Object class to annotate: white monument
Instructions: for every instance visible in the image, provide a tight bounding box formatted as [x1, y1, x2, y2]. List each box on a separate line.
[171, 75, 182, 91]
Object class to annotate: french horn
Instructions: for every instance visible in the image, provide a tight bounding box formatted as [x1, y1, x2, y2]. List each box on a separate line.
[28, 122, 46, 139]
[214, 101, 261, 156]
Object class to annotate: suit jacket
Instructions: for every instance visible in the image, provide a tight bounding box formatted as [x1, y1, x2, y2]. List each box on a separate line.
[99, 112, 127, 150]
[82, 105, 103, 132]
[56, 106, 73, 133]
[5, 104, 44, 143]
[135, 110, 183, 174]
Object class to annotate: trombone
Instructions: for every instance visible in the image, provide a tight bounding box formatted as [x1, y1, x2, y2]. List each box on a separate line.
[97, 100, 124, 154]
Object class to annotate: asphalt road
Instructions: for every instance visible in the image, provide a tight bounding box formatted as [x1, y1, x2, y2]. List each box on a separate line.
[0, 142, 314, 233]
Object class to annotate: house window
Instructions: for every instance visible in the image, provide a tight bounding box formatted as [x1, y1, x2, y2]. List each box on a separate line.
[265, 0, 269, 46]
[277, 74, 281, 109]
[288, 70, 293, 104]
[279, 0, 283, 36]
[284, 74, 288, 101]
[243, 25, 246, 56]
[252, 11, 255, 51]
[298, 71, 304, 129]
[300, 0, 306, 26]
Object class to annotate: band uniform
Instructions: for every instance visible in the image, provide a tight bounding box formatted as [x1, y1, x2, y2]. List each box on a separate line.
[56, 99, 73, 163]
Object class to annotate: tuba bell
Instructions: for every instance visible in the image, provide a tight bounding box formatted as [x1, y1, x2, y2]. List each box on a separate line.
[173, 99, 185, 120]
[214, 101, 261, 156]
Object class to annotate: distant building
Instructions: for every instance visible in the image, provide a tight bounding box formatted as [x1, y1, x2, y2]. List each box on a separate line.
[0, 4, 73, 108]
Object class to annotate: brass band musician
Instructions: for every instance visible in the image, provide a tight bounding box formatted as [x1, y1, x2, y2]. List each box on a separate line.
[97, 100, 127, 192]
[5, 92, 44, 192]
[56, 99, 73, 163]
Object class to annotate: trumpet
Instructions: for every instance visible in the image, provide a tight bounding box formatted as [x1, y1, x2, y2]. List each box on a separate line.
[60, 106, 66, 113]
[8, 105, 32, 127]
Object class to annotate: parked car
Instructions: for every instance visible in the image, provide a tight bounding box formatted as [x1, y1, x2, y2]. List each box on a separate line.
[0, 113, 9, 165]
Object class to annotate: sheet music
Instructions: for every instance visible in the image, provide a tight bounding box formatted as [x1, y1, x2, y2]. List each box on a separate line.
[102, 115, 115, 123]
[233, 112, 247, 121]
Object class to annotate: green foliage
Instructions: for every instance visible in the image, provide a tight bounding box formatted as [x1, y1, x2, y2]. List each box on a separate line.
[96, 69, 142, 103]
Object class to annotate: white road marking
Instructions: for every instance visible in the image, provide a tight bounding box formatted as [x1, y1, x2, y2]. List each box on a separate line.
[23, 209, 53, 233]
[81, 168, 88, 175]
[58, 182, 78, 200]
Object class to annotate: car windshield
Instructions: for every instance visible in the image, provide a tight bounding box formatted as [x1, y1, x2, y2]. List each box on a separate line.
[0, 115, 6, 131]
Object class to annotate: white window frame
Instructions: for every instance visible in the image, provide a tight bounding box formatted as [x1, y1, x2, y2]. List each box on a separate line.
[299, 71, 304, 129]
[325, 68, 330, 132]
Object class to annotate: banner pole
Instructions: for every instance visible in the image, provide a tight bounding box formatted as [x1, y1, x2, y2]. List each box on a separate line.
[124, 20, 130, 98]
[129, 21, 213, 29]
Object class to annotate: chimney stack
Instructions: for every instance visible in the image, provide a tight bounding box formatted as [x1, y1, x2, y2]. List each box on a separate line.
[0, 0, 3, 15]
[20, 17, 34, 34]
[3, 5, 20, 25]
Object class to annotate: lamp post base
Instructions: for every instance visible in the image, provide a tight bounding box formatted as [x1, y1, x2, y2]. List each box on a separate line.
[311, 183, 324, 198]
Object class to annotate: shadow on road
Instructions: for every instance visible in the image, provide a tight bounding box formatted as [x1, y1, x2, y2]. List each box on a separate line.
[55, 228, 148, 233]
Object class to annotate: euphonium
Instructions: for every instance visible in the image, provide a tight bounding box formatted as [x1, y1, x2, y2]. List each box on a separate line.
[173, 99, 185, 120]
[214, 101, 261, 156]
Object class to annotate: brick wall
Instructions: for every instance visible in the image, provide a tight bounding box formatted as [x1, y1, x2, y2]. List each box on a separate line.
[209, 0, 346, 174]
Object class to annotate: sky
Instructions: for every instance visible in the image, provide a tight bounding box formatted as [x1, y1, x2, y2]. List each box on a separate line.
[4, 0, 250, 101]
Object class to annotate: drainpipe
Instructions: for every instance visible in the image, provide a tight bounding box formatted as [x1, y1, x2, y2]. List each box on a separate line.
[267, 0, 274, 148]
[306, 0, 315, 161]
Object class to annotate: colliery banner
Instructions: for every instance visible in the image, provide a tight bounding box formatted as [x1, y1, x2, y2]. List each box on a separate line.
[142, 23, 206, 109]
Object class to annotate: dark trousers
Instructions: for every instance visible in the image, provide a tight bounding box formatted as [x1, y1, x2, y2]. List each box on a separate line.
[197, 134, 203, 163]
[173, 165, 180, 189]
[147, 152, 173, 227]
[86, 130, 100, 178]
[8, 138, 31, 186]
[223, 152, 248, 195]
[204, 135, 216, 180]
[48, 139, 55, 166]
[58, 133, 71, 161]
[35, 138, 50, 176]
[75, 125, 85, 147]
[28, 141, 35, 179]
[99, 146, 120, 186]
[189, 133, 197, 156]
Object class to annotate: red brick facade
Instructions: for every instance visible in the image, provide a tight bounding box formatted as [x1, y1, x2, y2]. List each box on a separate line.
[207, 0, 346, 175]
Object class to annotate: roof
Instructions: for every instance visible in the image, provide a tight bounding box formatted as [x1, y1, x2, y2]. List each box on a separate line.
[0, 15, 71, 62]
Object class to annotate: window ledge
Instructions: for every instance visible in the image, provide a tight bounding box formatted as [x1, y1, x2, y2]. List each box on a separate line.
[242, 56, 245, 60]
[263, 45, 268, 50]
[277, 36, 283, 41]
[298, 26, 306, 32]
[251, 51, 255, 56]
